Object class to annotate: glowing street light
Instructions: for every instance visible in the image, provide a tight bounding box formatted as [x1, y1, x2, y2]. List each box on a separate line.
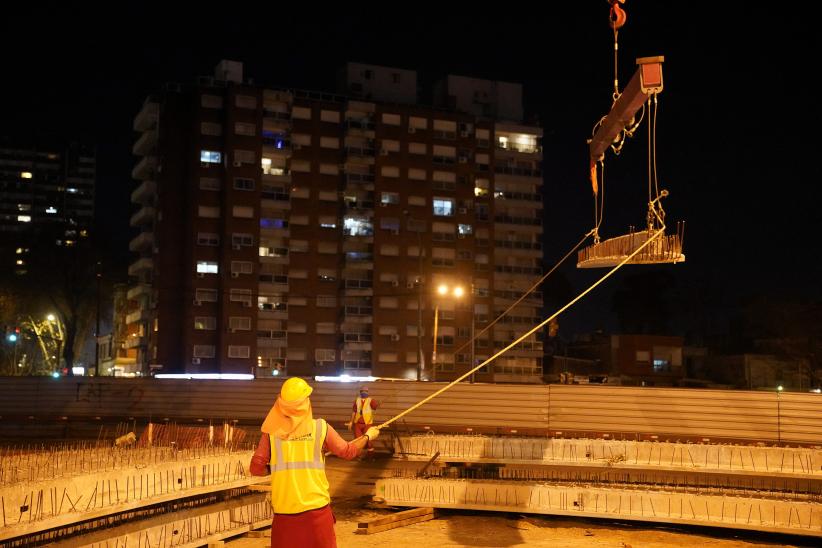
[432, 283, 467, 381]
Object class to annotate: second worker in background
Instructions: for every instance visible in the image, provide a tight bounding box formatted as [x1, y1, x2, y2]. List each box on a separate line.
[350, 385, 379, 458]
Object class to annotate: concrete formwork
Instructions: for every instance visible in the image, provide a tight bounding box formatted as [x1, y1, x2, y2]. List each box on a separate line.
[0, 447, 256, 542]
[376, 477, 822, 537]
[394, 435, 822, 479]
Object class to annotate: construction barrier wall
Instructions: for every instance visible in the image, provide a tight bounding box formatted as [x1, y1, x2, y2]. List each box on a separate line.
[0, 378, 820, 445]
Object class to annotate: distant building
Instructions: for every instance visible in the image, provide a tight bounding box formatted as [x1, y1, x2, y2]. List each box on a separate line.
[551, 332, 685, 386]
[0, 136, 95, 276]
[126, 60, 544, 381]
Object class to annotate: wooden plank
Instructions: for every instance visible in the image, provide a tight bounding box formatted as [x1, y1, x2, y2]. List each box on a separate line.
[358, 507, 433, 528]
[358, 508, 436, 534]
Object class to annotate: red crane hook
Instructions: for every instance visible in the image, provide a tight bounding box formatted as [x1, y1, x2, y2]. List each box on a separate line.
[609, 0, 627, 30]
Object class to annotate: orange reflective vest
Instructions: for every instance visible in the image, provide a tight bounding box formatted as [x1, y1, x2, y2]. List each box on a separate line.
[354, 397, 374, 425]
[269, 418, 330, 514]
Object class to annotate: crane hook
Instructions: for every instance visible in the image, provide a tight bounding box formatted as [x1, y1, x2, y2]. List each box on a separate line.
[609, 0, 627, 30]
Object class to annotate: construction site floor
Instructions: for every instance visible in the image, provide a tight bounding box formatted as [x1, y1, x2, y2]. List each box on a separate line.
[225, 456, 811, 548]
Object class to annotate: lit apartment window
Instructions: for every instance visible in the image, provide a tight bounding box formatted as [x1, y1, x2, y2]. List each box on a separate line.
[381, 192, 399, 205]
[318, 268, 336, 282]
[200, 150, 222, 164]
[433, 198, 454, 217]
[196, 261, 219, 274]
[474, 179, 490, 197]
[17, 215, 31, 223]
[20, 171, 33, 179]
[260, 217, 288, 229]
[458, 224, 473, 235]
[259, 246, 288, 258]
[319, 216, 337, 229]
[194, 316, 216, 330]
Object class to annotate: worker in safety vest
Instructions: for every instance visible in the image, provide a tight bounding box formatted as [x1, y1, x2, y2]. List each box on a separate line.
[349, 385, 379, 456]
[250, 377, 379, 547]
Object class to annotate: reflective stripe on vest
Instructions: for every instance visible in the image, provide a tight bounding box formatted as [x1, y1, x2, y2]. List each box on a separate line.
[271, 419, 325, 472]
[355, 397, 373, 424]
[269, 419, 330, 514]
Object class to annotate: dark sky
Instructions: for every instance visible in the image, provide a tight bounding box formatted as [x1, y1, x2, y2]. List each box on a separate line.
[2, 4, 818, 338]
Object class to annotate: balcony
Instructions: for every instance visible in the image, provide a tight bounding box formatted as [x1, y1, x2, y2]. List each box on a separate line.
[129, 205, 156, 227]
[131, 156, 158, 180]
[128, 257, 153, 276]
[132, 129, 157, 156]
[123, 334, 147, 349]
[125, 308, 151, 325]
[129, 231, 154, 252]
[127, 283, 151, 300]
[494, 215, 542, 227]
[130, 180, 156, 205]
[344, 251, 373, 267]
[494, 165, 542, 178]
[133, 99, 159, 132]
[342, 306, 372, 324]
[263, 110, 292, 131]
[343, 278, 373, 297]
[345, 119, 375, 132]
[342, 340, 373, 352]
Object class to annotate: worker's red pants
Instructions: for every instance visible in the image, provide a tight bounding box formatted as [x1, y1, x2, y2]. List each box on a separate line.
[270, 504, 336, 548]
[354, 422, 374, 451]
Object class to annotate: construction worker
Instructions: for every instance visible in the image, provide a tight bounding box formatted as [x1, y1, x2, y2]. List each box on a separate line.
[250, 377, 379, 547]
[349, 385, 379, 458]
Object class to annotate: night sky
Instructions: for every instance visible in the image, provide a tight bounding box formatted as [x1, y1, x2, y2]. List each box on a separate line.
[2, 4, 818, 339]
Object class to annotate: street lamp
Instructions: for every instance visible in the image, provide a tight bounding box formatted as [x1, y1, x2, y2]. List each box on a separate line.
[432, 283, 466, 382]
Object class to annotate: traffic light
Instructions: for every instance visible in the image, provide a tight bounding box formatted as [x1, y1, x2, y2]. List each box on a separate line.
[6, 326, 19, 343]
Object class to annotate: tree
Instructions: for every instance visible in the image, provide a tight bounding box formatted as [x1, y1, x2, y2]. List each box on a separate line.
[20, 241, 99, 376]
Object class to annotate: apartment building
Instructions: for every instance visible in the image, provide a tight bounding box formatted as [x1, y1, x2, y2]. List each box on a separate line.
[0, 137, 95, 276]
[128, 60, 543, 382]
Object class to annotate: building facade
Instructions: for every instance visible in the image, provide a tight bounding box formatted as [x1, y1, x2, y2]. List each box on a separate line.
[128, 60, 543, 382]
[0, 137, 95, 276]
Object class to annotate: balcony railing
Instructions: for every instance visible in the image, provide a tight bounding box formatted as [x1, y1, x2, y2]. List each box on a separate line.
[494, 215, 542, 226]
[128, 257, 153, 276]
[129, 206, 156, 227]
[130, 180, 156, 205]
[494, 165, 542, 178]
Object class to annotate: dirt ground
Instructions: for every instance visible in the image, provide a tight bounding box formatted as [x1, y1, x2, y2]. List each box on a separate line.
[226, 456, 814, 548]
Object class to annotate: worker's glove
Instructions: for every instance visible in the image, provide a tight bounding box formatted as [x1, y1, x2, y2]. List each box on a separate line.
[365, 427, 380, 441]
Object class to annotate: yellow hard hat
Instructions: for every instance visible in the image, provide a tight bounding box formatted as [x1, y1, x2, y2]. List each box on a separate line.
[280, 377, 313, 402]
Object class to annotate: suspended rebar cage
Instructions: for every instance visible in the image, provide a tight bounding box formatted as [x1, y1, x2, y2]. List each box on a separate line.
[577, 221, 685, 268]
